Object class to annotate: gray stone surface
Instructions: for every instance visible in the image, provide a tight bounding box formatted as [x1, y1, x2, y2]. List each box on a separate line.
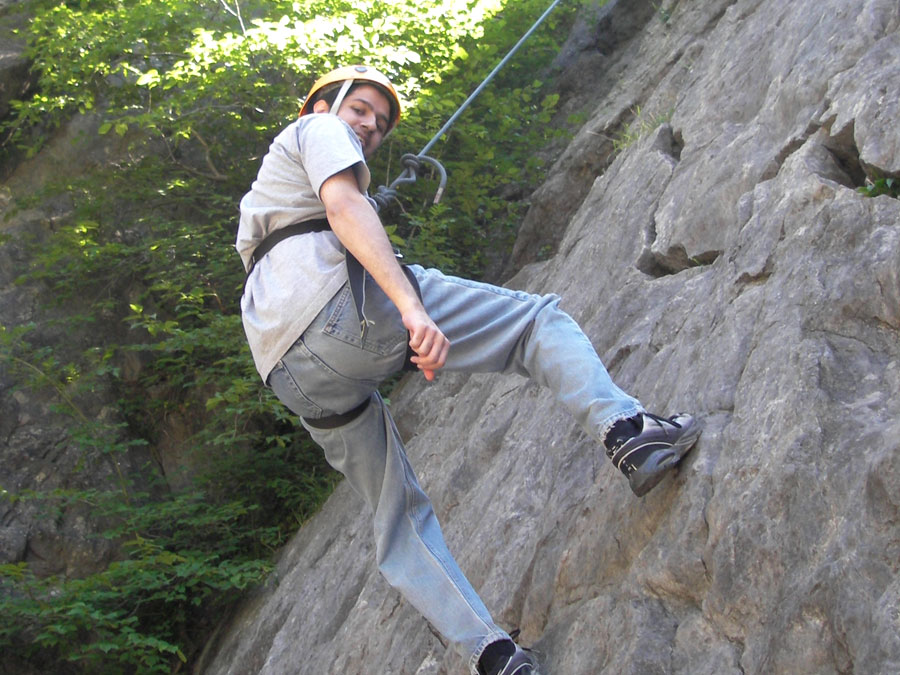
[200, 0, 900, 673]
[2, 0, 899, 673]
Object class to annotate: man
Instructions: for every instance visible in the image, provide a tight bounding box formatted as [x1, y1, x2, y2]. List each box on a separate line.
[236, 65, 701, 675]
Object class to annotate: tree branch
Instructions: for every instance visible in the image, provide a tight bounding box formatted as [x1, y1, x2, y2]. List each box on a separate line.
[218, 0, 247, 33]
[159, 129, 228, 182]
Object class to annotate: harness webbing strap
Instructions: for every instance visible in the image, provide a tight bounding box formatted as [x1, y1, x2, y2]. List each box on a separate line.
[247, 217, 424, 376]
[245, 219, 371, 340]
[245, 218, 331, 279]
[303, 397, 371, 429]
[401, 266, 423, 373]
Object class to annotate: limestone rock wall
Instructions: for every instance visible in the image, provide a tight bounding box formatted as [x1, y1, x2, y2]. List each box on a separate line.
[200, 1, 900, 674]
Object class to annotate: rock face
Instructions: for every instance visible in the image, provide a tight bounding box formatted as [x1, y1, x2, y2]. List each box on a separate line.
[0, 1, 149, 580]
[200, 1, 900, 674]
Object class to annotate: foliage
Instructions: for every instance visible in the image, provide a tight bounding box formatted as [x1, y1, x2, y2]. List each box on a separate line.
[0, 497, 270, 673]
[381, 4, 570, 276]
[611, 105, 674, 154]
[0, 0, 583, 671]
[1, 314, 338, 673]
[858, 174, 900, 199]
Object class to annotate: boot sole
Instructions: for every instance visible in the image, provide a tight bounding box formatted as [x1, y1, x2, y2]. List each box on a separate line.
[628, 420, 702, 497]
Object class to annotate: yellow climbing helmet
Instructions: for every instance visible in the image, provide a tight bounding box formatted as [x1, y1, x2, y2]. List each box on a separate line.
[298, 65, 402, 133]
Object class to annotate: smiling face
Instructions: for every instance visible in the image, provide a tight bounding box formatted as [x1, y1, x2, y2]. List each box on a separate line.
[313, 83, 392, 158]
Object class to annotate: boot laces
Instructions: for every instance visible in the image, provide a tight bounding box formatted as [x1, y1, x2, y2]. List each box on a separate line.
[643, 412, 683, 431]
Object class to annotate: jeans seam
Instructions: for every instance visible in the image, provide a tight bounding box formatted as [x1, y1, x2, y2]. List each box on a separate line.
[418, 266, 542, 304]
[324, 285, 406, 356]
[398, 448, 497, 649]
[298, 336, 380, 391]
[270, 359, 323, 418]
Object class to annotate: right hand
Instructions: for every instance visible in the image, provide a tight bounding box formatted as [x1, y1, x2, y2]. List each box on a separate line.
[402, 307, 450, 381]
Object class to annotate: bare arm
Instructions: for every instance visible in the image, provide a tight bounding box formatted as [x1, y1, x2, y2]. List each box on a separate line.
[319, 168, 449, 380]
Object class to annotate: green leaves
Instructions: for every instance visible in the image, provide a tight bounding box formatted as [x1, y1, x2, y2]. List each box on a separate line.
[1, 528, 264, 672]
[858, 175, 899, 199]
[1, 0, 583, 671]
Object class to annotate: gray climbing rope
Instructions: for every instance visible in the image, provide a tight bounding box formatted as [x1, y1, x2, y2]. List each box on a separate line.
[372, 0, 565, 212]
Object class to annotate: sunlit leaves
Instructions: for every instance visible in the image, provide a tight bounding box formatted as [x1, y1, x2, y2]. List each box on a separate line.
[1, 1, 581, 671]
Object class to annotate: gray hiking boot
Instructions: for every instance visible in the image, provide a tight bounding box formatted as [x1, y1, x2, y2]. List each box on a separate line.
[487, 644, 535, 675]
[605, 412, 702, 497]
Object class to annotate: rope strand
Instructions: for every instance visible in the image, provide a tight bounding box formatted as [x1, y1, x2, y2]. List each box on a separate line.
[373, 0, 565, 211]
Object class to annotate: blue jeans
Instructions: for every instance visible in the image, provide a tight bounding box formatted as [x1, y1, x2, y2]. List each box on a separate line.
[267, 266, 642, 673]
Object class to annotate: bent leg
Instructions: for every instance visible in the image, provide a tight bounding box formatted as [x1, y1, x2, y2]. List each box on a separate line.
[412, 266, 644, 440]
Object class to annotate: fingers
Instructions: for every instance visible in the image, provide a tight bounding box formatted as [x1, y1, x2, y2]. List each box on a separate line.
[410, 334, 450, 376]
[407, 323, 449, 379]
[402, 307, 449, 381]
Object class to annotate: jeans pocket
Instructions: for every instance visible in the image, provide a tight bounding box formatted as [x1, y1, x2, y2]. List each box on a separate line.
[267, 361, 323, 419]
[322, 285, 406, 357]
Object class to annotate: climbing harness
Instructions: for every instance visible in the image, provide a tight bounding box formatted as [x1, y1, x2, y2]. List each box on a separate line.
[250, 1, 566, 429]
[371, 0, 565, 212]
[245, 216, 422, 353]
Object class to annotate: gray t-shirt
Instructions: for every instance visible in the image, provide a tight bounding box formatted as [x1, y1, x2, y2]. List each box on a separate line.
[236, 113, 375, 381]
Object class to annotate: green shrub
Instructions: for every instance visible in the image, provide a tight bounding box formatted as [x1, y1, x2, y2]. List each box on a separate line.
[1, 0, 583, 671]
[858, 175, 899, 199]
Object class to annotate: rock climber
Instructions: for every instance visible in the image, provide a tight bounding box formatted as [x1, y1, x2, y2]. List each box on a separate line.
[235, 64, 702, 675]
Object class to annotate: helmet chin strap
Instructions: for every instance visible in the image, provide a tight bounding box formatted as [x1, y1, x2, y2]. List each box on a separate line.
[329, 79, 354, 116]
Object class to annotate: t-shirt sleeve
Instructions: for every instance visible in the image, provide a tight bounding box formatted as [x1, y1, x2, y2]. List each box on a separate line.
[297, 114, 371, 197]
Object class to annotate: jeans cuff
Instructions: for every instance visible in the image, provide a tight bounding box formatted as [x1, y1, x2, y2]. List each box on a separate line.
[469, 631, 513, 675]
[599, 405, 645, 446]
